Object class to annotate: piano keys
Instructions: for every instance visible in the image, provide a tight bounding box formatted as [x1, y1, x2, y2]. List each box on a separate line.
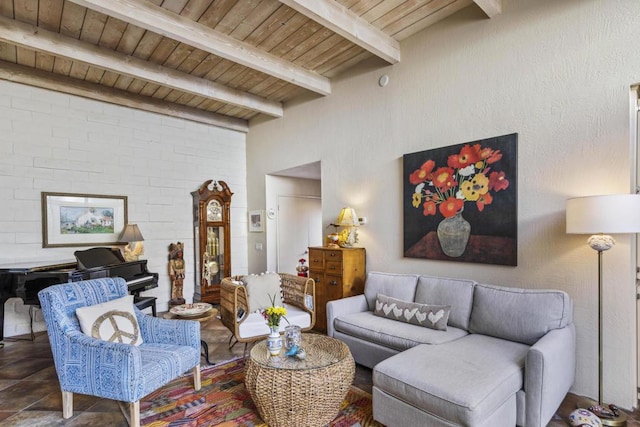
[0, 247, 158, 346]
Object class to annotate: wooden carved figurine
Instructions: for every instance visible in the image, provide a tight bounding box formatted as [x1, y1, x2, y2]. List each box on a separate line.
[168, 242, 186, 305]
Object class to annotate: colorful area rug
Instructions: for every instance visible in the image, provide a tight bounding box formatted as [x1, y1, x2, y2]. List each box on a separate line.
[126, 357, 382, 426]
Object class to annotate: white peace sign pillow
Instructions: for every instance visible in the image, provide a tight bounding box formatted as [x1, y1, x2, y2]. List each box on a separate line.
[76, 295, 143, 346]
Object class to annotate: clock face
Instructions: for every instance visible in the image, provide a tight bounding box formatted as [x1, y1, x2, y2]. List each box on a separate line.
[206, 200, 222, 221]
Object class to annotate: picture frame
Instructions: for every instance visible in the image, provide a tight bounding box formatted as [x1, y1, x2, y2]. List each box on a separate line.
[42, 192, 128, 248]
[403, 133, 518, 266]
[248, 210, 264, 232]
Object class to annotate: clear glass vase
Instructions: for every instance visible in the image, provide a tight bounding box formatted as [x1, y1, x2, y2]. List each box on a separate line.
[284, 325, 302, 351]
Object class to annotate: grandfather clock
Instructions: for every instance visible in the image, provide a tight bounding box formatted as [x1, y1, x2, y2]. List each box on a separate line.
[192, 180, 232, 304]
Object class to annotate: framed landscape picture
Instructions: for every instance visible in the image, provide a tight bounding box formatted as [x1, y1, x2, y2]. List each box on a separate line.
[403, 133, 518, 266]
[42, 192, 128, 248]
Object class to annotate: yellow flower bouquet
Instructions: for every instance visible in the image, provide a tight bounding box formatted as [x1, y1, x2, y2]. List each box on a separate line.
[261, 294, 287, 328]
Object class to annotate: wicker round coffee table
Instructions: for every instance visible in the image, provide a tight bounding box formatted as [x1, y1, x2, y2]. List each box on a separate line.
[244, 334, 355, 427]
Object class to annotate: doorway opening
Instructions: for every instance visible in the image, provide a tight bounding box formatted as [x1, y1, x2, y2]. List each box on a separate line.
[265, 162, 323, 274]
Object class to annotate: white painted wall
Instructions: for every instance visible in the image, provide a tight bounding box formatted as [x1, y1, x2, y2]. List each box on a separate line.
[0, 81, 248, 336]
[247, 0, 640, 409]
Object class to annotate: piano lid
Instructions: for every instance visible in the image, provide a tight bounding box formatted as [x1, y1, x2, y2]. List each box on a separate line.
[74, 247, 126, 270]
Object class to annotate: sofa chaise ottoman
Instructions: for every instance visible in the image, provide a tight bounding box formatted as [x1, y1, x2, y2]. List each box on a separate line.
[326, 272, 575, 427]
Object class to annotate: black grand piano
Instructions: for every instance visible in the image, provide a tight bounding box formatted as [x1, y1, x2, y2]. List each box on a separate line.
[0, 247, 158, 346]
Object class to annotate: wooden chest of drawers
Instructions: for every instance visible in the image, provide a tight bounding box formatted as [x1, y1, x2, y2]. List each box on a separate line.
[308, 246, 366, 333]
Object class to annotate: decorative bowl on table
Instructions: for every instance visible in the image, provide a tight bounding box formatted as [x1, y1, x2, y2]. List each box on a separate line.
[170, 302, 212, 317]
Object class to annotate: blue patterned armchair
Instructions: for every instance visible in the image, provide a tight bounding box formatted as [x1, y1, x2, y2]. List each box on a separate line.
[38, 277, 201, 427]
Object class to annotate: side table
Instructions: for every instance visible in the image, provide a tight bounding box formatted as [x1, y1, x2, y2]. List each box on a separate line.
[162, 308, 217, 365]
[244, 334, 355, 427]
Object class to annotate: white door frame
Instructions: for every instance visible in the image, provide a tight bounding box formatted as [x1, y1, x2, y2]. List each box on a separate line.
[631, 84, 640, 401]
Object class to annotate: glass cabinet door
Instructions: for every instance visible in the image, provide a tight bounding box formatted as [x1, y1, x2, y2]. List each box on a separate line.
[202, 226, 224, 288]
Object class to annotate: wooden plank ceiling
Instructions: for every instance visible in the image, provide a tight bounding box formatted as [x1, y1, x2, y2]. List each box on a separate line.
[0, 0, 500, 132]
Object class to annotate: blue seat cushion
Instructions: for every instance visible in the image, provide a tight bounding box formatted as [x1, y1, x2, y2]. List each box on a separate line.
[139, 344, 200, 397]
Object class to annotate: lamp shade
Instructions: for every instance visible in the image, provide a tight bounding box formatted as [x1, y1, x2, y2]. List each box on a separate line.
[335, 207, 360, 227]
[566, 194, 640, 234]
[119, 224, 144, 242]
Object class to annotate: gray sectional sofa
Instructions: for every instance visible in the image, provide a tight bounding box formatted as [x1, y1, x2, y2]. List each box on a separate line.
[326, 272, 575, 427]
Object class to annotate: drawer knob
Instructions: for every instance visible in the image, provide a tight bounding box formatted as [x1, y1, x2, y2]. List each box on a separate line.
[330, 280, 338, 286]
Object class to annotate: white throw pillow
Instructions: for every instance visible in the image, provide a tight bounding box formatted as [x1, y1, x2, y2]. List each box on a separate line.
[75, 295, 143, 346]
[243, 273, 283, 312]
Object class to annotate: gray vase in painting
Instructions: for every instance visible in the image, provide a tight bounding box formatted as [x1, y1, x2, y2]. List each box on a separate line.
[437, 211, 471, 257]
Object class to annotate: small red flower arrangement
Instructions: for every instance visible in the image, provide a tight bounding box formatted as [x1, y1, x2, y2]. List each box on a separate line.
[409, 143, 510, 218]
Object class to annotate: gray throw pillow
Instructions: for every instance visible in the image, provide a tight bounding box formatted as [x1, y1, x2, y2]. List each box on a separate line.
[374, 293, 450, 331]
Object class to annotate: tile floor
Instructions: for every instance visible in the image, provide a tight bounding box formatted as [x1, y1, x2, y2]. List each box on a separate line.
[0, 313, 637, 426]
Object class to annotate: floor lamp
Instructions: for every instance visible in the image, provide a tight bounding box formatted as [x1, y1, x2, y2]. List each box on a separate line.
[566, 194, 640, 426]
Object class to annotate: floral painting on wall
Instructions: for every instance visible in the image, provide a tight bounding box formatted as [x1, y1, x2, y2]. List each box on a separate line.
[403, 133, 517, 266]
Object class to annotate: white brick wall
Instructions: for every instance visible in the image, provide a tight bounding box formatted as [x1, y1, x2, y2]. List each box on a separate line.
[0, 80, 249, 337]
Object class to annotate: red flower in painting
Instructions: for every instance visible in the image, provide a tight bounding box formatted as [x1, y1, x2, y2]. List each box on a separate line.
[409, 160, 436, 185]
[448, 145, 480, 169]
[439, 197, 464, 218]
[485, 149, 502, 164]
[489, 171, 509, 191]
[433, 167, 457, 190]
[422, 200, 437, 216]
[476, 192, 493, 212]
